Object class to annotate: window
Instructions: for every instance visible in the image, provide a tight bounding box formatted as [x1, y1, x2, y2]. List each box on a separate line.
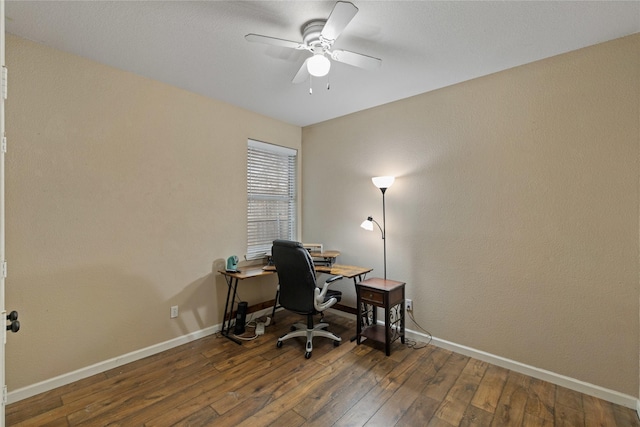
[247, 139, 297, 259]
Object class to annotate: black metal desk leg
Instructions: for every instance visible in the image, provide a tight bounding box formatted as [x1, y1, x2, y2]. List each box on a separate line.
[221, 276, 242, 345]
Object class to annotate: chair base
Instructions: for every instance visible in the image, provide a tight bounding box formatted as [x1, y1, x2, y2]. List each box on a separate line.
[277, 320, 341, 359]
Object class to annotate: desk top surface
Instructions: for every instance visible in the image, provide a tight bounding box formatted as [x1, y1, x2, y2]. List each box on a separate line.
[357, 277, 405, 291]
[218, 266, 275, 279]
[315, 264, 372, 278]
[221, 263, 372, 280]
[309, 250, 340, 259]
[267, 250, 340, 259]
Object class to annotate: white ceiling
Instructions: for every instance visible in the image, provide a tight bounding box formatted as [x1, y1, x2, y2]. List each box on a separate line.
[5, 1, 640, 127]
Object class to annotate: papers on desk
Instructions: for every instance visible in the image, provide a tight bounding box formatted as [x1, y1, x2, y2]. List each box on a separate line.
[303, 243, 324, 253]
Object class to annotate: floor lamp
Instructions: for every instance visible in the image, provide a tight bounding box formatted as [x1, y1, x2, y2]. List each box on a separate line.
[361, 176, 395, 280]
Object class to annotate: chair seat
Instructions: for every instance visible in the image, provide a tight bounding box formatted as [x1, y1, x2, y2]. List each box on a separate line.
[325, 289, 342, 304]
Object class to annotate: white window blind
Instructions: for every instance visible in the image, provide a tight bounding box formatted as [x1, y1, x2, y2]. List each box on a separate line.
[247, 140, 297, 259]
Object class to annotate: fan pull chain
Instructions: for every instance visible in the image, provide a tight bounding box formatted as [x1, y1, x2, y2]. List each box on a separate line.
[309, 76, 313, 95]
[327, 75, 330, 91]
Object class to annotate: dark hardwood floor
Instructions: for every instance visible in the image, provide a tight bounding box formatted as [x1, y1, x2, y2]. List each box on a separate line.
[7, 311, 640, 426]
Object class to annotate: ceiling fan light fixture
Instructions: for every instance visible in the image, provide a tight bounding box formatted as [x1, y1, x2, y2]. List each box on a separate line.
[307, 53, 331, 77]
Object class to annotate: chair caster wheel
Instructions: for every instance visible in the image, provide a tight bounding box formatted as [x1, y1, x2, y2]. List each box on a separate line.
[290, 326, 297, 331]
[276, 340, 283, 348]
[334, 340, 340, 347]
[305, 351, 312, 359]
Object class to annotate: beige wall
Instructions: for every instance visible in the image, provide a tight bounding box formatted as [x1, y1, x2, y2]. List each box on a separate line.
[5, 34, 300, 390]
[302, 34, 639, 397]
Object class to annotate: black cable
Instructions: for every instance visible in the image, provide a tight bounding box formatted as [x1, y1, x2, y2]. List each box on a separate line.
[405, 310, 432, 349]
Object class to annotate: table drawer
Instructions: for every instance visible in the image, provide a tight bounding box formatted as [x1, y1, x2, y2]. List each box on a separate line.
[360, 288, 384, 305]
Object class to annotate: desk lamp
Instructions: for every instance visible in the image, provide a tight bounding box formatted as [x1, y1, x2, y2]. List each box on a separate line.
[361, 176, 395, 280]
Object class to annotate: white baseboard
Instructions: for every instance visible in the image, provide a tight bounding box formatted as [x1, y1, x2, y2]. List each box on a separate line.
[404, 328, 639, 410]
[8, 310, 640, 412]
[7, 307, 275, 404]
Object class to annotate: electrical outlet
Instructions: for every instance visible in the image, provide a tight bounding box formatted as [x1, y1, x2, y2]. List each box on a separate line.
[405, 299, 413, 311]
[170, 305, 179, 318]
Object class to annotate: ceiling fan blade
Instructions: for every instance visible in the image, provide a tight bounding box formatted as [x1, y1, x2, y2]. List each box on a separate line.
[292, 59, 310, 84]
[245, 33, 306, 50]
[320, 1, 358, 43]
[330, 49, 382, 70]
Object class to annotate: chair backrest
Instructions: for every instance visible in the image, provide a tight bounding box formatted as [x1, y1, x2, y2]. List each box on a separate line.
[271, 240, 317, 314]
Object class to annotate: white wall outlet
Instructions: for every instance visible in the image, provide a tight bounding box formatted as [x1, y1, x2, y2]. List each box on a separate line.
[405, 299, 413, 311]
[170, 305, 179, 318]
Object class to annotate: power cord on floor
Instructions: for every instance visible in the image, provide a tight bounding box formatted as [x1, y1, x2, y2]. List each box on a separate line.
[405, 309, 432, 350]
[233, 314, 259, 341]
[215, 314, 272, 341]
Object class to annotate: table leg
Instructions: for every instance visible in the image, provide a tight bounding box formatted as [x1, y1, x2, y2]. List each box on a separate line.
[356, 285, 362, 345]
[384, 301, 391, 356]
[221, 276, 242, 345]
[351, 274, 366, 342]
[401, 286, 405, 344]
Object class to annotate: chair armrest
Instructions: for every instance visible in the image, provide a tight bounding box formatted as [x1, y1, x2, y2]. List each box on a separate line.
[314, 275, 343, 311]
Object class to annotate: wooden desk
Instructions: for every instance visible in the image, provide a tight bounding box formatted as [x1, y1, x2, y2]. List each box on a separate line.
[264, 263, 372, 318]
[263, 263, 371, 281]
[219, 263, 372, 344]
[356, 277, 406, 356]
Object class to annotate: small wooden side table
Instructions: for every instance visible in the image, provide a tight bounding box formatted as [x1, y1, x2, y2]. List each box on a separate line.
[356, 277, 405, 356]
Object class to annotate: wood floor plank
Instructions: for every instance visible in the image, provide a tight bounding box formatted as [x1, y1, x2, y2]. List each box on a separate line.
[583, 394, 618, 427]
[363, 348, 442, 426]
[471, 364, 509, 413]
[522, 412, 554, 427]
[555, 386, 583, 413]
[211, 351, 326, 415]
[109, 349, 284, 425]
[171, 405, 219, 426]
[267, 409, 305, 427]
[204, 395, 273, 427]
[71, 359, 219, 425]
[304, 372, 378, 427]
[524, 377, 555, 422]
[459, 404, 495, 427]
[365, 350, 464, 425]
[39, 417, 71, 427]
[554, 402, 585, 427]
[332, 343, 435, 427]
[233, 354, 362, 426]
[431, 358, 489, 426]
[491, 371, 531, 427]
[7, 311, 639, 427]
[6, 391, 64, 426]
[422, 352, 470, 403]
[396, 393, 442, 426]
[293, 346, 387, 420]
[612, 403, 640, 427]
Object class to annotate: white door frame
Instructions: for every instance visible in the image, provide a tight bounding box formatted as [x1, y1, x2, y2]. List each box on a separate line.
[1, 0, 7, 424]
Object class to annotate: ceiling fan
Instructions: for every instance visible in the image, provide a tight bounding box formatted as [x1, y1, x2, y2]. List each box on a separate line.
[245, 1, 382, 85]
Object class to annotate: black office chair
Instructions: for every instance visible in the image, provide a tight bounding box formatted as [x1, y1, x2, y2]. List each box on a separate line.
[271, 239, 343, 359]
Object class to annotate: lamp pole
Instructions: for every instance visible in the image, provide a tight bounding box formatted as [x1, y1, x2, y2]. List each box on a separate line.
[380, 186, 387, 280]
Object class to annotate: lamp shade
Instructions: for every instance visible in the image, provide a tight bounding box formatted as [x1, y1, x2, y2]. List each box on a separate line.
[372, 176, 395, 189]
[307, 53, 331, 77]
[360, 219, 374, 231]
